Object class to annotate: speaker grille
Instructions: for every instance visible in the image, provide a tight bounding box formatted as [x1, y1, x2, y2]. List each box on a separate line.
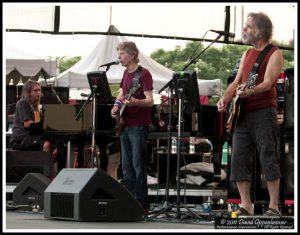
[44, 169, 144, 221]
[50, 193, 74, 218]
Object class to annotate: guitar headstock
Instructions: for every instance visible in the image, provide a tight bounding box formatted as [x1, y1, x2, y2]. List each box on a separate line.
[132, 83, 141, 93]
[130, 83, 140, 96]
[126, 82, 141, 99]
[246, 73, 258, 88]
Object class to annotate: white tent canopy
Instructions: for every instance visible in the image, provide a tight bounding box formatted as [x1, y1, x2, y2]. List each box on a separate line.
[5, 46, 58, 84]
[4, 3, 295, 48]
[57, 27, 221, 97]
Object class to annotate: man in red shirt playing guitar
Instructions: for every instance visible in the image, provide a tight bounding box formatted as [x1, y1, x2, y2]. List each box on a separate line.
[111, 41, 154, 213]
[217, 12, 283, 217]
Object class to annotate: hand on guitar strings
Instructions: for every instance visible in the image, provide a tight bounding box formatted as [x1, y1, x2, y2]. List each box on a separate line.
[111, 106, 120, 119]
[236, 86, 254, 98]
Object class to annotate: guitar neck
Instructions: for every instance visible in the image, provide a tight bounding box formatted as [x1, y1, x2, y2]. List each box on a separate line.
[119, 103, 127, 117]
[120, 92, 135, 117]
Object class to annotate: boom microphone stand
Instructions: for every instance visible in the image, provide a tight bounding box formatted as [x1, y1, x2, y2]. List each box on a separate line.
[175, 87, 207, 220]
[149, 34, 222, 221]
[51, 85, 63, 104]
[175, 88, 184, 218]
[172, 34, 223, 221]
[75, 85, 98, 168]
[148, 84, 176, 219]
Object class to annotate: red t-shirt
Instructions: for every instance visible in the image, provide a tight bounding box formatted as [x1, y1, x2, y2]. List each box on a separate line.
[120, 67, 153, 126]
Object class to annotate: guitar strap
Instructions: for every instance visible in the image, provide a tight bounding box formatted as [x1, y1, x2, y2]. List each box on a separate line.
[247, 44, 273, 81]
[129, 65, 143, 93]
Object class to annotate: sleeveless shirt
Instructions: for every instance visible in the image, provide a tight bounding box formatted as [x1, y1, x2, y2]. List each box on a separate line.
[242, 45, 279, 112]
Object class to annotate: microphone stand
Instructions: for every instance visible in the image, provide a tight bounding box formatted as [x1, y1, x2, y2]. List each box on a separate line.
[75, 85, 98, 168]
[105, 65, 111, 72]
[172, 34, 222, 221]
[175, 88, 207, 220]
[182, 34, 222, 71]
[148, 84, 176, 219]
[149, 35, 222, 222]
[175, 88, 183, 219]
[51, 85, 63, 104]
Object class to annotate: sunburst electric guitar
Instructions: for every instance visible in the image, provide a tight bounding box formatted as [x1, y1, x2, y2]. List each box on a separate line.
[226, 74, 258, 135]
[114, 83, 141, 136]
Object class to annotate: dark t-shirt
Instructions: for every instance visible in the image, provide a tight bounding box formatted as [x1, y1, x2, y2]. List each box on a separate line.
[11, 99, 35, 141]
[120, 67, 153, 126]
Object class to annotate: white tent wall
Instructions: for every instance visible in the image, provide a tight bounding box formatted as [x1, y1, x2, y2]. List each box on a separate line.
[58, 35, 126, 88]
[57, 33, 221, 97]
[5, 47, 58, 85]
[4, 3, 295, 48]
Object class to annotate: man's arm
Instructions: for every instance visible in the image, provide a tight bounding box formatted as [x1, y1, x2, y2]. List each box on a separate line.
[217, 51, 247, 112]
[111, 88, 125, 119]
[237, 49, 283, 98]
[126, 90, 154, 108]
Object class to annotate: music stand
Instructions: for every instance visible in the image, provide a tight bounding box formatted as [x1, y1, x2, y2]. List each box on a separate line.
[173, 71, 207, 219]
[75, 71, 113, 168]
[87, 71, 113, 104]
[173, 71, 201, 115]
[148, 82, 175, 219]
[150, 35, 222, 221]
[149, 71, 206, 221]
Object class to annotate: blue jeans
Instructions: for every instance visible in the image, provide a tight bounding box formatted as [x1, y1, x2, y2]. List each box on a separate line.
[120, 126, 148, 204]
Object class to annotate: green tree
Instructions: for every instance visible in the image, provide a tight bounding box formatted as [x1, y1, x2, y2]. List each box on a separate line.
[151, 42, 294, 100]
[57, 56, 81, 73]
[282, 50, 294, 70]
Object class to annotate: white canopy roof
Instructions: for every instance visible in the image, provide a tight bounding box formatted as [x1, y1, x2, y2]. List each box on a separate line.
[4, 3, 295, 49]
[57, 27, 221, 96]
[5, 46, 58, 84]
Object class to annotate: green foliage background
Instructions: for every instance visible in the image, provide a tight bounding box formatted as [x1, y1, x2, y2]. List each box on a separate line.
[57, 42, 294, 104]
[150, 41, 294, 103]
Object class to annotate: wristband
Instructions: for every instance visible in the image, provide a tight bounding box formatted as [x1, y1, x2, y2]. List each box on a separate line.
[114, 99, 123, 108]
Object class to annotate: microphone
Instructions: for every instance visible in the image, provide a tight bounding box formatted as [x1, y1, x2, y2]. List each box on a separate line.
[99, 60, 120, 67]
[80, 93, 90, 97]
[210, 30, 235, 38]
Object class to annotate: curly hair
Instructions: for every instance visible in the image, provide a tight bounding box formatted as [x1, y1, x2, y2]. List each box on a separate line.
[248, 12, 273, 41]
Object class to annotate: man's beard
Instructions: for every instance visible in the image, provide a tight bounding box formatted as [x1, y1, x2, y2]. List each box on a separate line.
[242, 33, 257, 45]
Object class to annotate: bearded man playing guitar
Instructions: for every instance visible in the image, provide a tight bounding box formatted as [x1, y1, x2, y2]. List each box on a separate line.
[217, 12, 283, 217]
[111, 41, 154, 213]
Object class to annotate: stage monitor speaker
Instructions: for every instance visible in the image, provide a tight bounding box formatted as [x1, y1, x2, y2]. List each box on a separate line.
[13, 173, 51, 210]
[284, 68, 294, 129]
[44, 168, 144, 221]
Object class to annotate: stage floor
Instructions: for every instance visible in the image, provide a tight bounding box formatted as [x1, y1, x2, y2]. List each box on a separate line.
[4, 184, 295, 231]
[4, 210, 215, 231]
